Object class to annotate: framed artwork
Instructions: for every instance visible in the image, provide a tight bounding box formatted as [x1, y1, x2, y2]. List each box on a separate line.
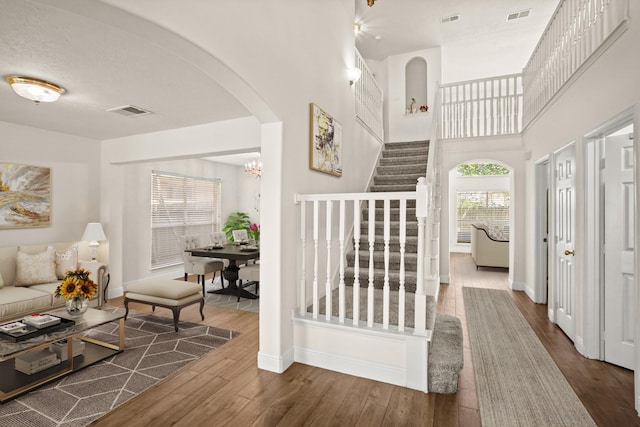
[0, 163, 51, 229]
[309, 103, 342, 177]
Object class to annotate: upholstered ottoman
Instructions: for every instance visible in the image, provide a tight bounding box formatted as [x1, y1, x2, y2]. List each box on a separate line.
[124, 279, 204, 331]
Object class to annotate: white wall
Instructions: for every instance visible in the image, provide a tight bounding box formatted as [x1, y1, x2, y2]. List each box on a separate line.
[0, 121, 102, 252]
[384, 47, 441, 143]
[95, 0, 376, 373]
[522, 7, 640, 356]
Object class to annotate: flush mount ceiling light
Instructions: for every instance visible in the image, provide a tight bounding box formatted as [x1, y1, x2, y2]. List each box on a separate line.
[6, 75, 65, 103]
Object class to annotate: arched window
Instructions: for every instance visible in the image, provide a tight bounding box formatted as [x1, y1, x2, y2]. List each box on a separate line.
[405, 57, 428, 113]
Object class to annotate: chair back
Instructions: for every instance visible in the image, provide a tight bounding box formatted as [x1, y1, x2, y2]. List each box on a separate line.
[232, 229, 249, 242]
[210, 231, 228, 246]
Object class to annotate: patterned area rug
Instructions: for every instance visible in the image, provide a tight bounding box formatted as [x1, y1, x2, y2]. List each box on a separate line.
[202, 278, 259, 313]
[0, 308, 238, 427]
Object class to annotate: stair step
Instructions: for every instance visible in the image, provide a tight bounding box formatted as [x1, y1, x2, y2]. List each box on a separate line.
[344, 267, 418, 292]
[376, 164, 426, 176]
[373, 174, 423, 185]
[361, 219, 419, 231]
[370, 184, 418, 192]
[354, 236, 420, 252]
[382, 148, 429, 158]
[384, 140, 430, 150]
[346, 251, 419, 270]
[379, 156, 428, 167]
[363, 207, 417, 221]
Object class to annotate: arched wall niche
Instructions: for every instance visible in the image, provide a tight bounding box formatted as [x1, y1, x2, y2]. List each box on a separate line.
[405, 57, 428, 113]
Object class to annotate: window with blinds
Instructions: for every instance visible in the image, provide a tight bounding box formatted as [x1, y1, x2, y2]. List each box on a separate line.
[151, 171, 222, 270]
[456, 191, 510, 243]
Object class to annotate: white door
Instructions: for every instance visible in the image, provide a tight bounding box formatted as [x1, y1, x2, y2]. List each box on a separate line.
[554, 144, 576, 339]
[604, 134, 636, 370]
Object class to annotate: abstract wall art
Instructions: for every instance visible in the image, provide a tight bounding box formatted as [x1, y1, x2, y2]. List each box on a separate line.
[309, 103, 342, 177]
[0, 163, 51, 229]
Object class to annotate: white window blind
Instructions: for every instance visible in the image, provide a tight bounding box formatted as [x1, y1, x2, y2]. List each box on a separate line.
[456, 191, 510, 243]
[151, 171, 222, 270]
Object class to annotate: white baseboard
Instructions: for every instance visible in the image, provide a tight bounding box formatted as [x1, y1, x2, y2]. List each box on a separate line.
[294, 346, 405, 386]
[509, 279, 525, 291]
[257, 347, 294, 374]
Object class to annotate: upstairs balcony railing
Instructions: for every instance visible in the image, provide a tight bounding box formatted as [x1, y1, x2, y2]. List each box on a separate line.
[523, 0, 629, 125]
[355, 49, 384, 141]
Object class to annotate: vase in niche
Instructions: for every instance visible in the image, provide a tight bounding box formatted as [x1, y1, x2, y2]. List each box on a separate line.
[66, 296, 89, 318]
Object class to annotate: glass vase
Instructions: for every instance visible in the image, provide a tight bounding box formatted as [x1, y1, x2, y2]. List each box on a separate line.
[66, 296, 89, 318]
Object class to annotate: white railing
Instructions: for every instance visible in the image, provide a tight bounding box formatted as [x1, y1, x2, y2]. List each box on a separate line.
[523, 0, 629, 125]
[295, 182, 430, 334]
[439, 74, 523, 139]
[355, 49, 384, 141]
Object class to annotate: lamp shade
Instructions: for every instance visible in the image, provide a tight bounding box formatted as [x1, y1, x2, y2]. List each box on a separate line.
[81, 223, 106, 242]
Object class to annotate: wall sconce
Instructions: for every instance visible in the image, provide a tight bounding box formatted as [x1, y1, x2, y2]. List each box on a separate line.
[82, 222, 107, 261]
[347, 67, 362, 85]
[6, 76, 65, 103]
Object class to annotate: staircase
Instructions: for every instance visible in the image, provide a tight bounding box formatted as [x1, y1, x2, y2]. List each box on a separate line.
[344, 140, 429, 293]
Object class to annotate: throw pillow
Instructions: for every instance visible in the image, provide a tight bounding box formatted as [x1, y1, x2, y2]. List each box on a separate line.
[14, 248, 58, 286]
[56, 246, 78, 279]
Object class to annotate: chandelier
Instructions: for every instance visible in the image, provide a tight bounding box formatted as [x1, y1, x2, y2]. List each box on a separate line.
[244, 159, 262, 178]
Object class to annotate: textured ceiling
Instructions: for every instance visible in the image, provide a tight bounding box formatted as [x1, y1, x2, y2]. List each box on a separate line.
[355, 0, 559, 60]
[0, 0, 559, 142]
[0, 0, 250, 140]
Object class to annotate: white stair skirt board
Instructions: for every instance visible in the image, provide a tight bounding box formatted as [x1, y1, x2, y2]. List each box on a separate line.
[293, 317, 430, 392]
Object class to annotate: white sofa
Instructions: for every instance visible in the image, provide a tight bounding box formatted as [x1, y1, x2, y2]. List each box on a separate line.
[0, 242, 106, 324]
[470, 223, 509, 269]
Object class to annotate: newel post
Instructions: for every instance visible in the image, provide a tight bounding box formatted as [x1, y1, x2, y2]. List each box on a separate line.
[414, 177, 428, 335]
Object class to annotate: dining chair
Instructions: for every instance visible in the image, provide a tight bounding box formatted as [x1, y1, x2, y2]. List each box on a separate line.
[237, 263, 259, 302]
[180, 235, 224, 295]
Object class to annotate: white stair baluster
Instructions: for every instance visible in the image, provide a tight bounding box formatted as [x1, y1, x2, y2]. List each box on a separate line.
[353, 198, 361, 326]
[398, 199, 407, 332]
[299, 201, 306, 316]
[383, 199, 390, 329]
[367, 198, 375, 327]
[325, 201, 333, 321]
[312, 200, 319, 319]
[338, 200, 346, 323]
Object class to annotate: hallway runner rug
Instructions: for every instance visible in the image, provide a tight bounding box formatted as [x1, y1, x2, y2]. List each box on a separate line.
[463, 287, 596, 426]
[0, 308, 239, 427]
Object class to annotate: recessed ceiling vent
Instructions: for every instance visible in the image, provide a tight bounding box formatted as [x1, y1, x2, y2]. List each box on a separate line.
[441, 14, 460, 24]
[107, 105, 152, 118]
[507, 9, 531, 21]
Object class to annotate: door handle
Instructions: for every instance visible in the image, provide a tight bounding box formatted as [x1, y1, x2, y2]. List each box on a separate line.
[564, 249, 575, 256]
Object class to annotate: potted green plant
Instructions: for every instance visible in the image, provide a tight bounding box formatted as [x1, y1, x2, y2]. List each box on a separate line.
[222, 211, 251, 242]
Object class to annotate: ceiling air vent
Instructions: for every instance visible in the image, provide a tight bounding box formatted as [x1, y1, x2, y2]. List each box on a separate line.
[507, 9, 531, 21]
[107, 105, 152, 118]
[441, 14, 460, 24]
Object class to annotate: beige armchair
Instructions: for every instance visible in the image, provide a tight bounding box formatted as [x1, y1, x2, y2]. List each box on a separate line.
[470, 223, 509, 269]
[181, 235, 224, 295]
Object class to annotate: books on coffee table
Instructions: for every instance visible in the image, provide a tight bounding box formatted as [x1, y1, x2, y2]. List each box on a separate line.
[22, 314, 61, 329]
[49, 338, 85, 361]
[15, 348, 62, 375]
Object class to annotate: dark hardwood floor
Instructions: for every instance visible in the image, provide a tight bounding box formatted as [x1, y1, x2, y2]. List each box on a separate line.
[92, 253, 638, 426]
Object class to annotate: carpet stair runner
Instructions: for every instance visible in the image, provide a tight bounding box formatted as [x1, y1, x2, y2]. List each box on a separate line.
[344, 140, 427, 292]
[341, 139, 463, 394]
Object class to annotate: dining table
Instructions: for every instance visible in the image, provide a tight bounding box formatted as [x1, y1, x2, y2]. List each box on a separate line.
[188, 243, 260, 300]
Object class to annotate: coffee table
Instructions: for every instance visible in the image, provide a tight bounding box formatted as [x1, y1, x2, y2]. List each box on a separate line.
[0, 307, 125, 402]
